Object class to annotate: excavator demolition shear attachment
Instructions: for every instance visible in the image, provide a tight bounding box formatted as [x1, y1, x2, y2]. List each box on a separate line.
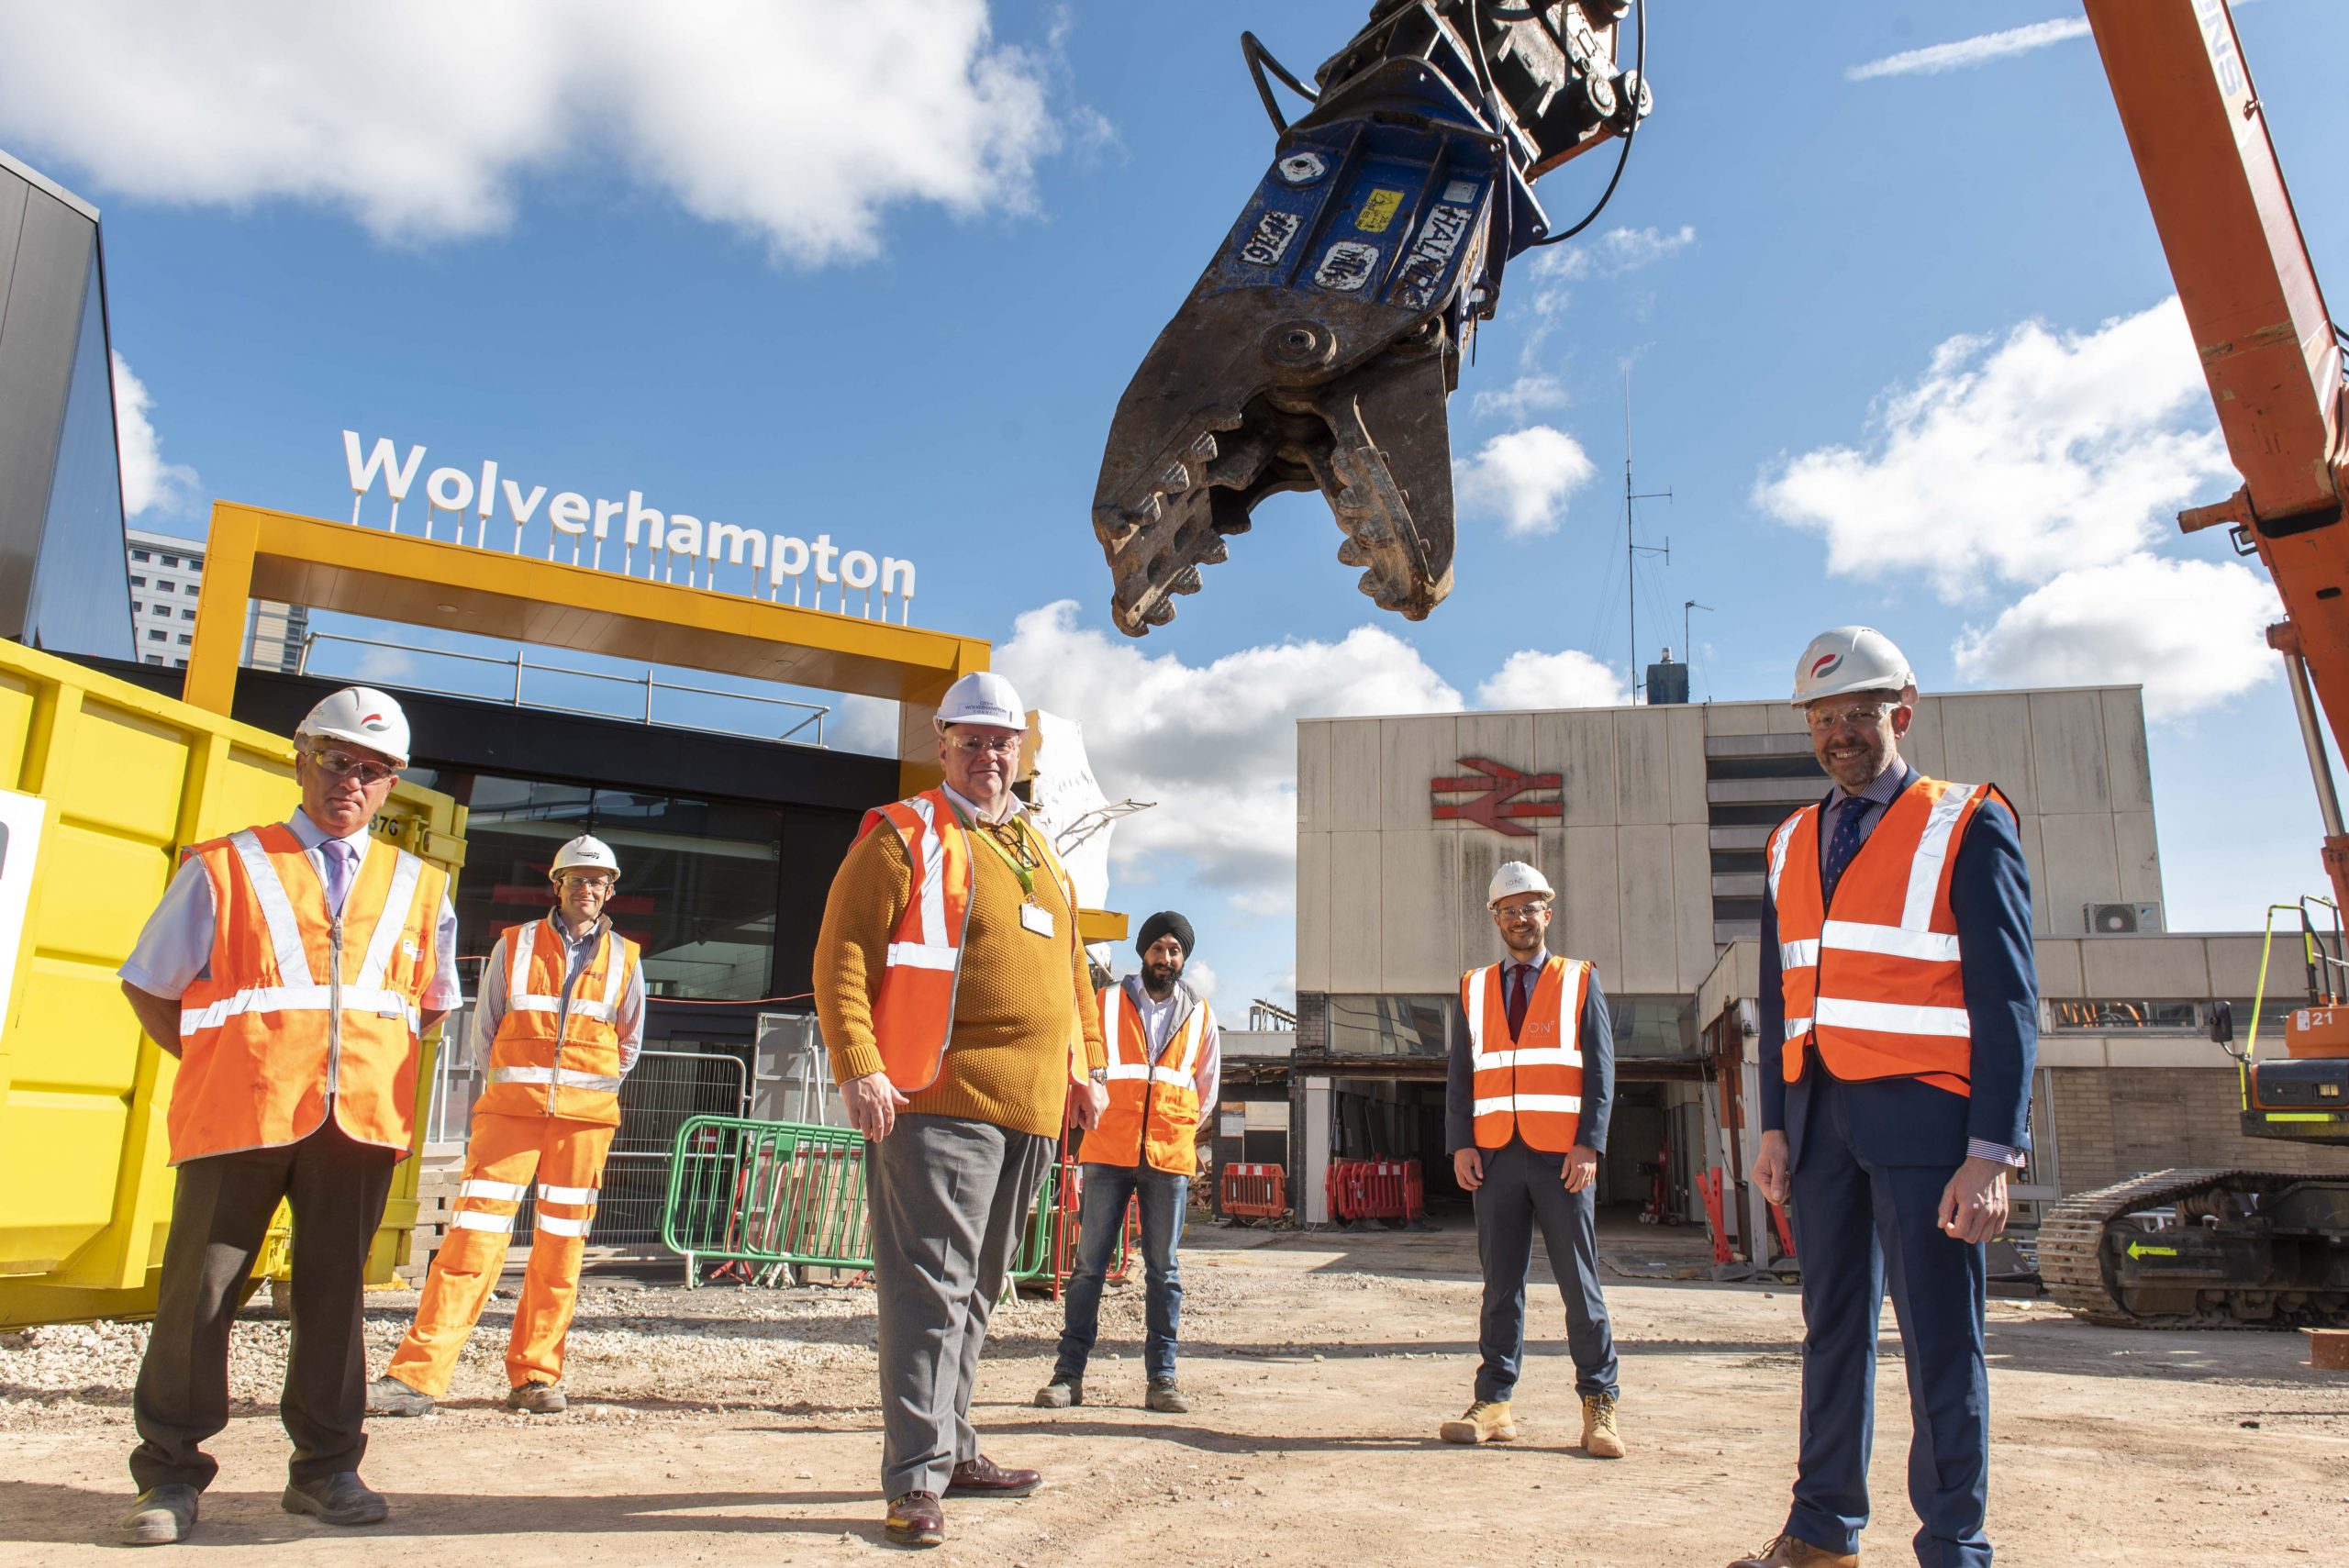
[1093, 2, 1652, 635]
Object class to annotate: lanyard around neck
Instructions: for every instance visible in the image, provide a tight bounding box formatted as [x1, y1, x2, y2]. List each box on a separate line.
[953, 803, 1041, 900]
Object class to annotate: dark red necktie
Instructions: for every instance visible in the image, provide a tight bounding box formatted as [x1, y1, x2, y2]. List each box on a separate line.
[1506, 964, 1531, 1038]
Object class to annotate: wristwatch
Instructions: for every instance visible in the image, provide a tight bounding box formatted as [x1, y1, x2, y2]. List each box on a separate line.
[1088, 1068, 1109, 1084]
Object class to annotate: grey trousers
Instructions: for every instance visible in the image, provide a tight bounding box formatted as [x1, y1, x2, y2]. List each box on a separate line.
[865, 1113, 1050, 1500]
[1473, 1138, 1620, 1403]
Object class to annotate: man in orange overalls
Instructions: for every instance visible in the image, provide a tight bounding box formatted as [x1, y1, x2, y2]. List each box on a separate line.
[367, 833, 643, 1418]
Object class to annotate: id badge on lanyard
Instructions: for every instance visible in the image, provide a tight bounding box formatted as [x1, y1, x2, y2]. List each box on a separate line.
[1019, 902, 1054, 939]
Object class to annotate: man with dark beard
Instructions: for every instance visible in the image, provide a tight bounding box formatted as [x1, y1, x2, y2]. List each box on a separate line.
[1035, 911, 1219, 1415]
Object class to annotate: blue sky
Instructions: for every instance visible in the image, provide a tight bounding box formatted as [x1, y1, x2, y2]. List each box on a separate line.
[6, 1, 2344, 1012]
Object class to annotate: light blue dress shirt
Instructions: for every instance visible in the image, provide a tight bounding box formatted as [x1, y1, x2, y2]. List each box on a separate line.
[120, 810, 462, 1011]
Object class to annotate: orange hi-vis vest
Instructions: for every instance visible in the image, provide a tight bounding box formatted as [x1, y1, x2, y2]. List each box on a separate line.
[1460, 956, 1590, 1153]
[1765, 774, 2008, 1097]
[1080, 981, 1211, 1174]
[171, 824, 446, 1165]
[473, 918, 642, 1127]
[852, 787, 1092, 1094]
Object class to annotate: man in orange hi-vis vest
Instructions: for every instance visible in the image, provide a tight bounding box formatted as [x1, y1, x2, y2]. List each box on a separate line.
[1034, 909, 1219, 1416]
[815, 670, 1108, 1551]
[1442, 859, 1623, 1462]
[368, 832, 643, 1421]
[1728, 627, 2035, 1568]
[114, 688, 458, 1547]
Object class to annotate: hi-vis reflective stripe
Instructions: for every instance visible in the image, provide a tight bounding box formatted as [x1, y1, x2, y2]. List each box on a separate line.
[534, 1213, 592, 1238]
[355, 851, 424, 990]
[1812, 996, 1969, 1037]
[1475, 1046, 1584, 1069]
[910, 794, 947, 958]
[491, 1063, 624, 1093]
[1107, 1062, 1196, 1086]
[228, 829, 316, 986]
[1472, 1093, 1582, 1117]
[1785, 1015, 1813, 1038]
[1765, 816, 1798, 905]
[1462, 967, 1490, 1053]
[1819, 918, 1959, 963]
[539, 1184, 598, 1205]
[1903, 785, 1976, 929]
[1779, 939, 1820, 970]
[180, 984, 420, 1036]
[453, 1211, 515, 1233]
[571, 934, 630, 1022]
[460, 1178, 529, 1202]
[885, 942, 956, 970]
[1102, 984, 1127, 1045]
[507, 934, 552, 1011]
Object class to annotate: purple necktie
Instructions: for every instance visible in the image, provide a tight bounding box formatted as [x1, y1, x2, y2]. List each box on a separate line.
[1506, 963, 1531, 1039]
[321, 839, 355, 916]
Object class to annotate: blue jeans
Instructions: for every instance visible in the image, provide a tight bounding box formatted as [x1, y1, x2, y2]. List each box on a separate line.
[1052, 1162, 1187, 1384]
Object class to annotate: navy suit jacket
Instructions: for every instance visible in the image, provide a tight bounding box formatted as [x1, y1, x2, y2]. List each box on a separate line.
[1446, 962, 1614, 1157]
[1759, 762, 2037, 1170]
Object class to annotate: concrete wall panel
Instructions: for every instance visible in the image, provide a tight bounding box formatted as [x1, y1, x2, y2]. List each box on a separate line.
[1615, 823, 1678, 993]
[1901, 695, 1946, 780]
[1537, 710, 1618, 827]
[1326, 830, 1383, 992]
[1671, 821, 1716, 993]
[1557, 826, 1621, 980]
[1380, 831, 1457, 993]
[2077, 934, 2211, 998]
[1296, 830, 1331, 992]
[1705, 701, 1765, 737]
[1382, 715, 1459, 833]
[1939, 694, 2035, 813]
[1296, 722, 1330, 832]
[2010, 809, 2053, 937]
[2100, 689, 2154, 811]
[1614, 708, 1672, 826]
[2029, 691, 2111, 815]
[1322, 719, 1384, 831]
[1664, 705, 1708, 824]
[2113, 811, 2162, 906]
[2033, 938, 2084, 999]
[2041, 812, 2121, 935]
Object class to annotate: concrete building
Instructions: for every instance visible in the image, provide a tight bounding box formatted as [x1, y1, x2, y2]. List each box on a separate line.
[1286, 680, 2349, 1255]
[125, 526, 307, 672]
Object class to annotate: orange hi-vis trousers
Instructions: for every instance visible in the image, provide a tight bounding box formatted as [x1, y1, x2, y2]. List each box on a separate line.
[386, 1111, 615, 1396]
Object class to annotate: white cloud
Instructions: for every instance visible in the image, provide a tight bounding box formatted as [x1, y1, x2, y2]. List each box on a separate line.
[996, 601, 1464, 911]
[0, 2, 1059, 263]
[1471, 373, 1568, 421]
[1752, 296, 2234, 597]
[1953, 553, 2280, 718]
[1475, 649, 1628, 711]
[1456, 425, 1598, 537]
[1529, 223, 1696, 284]
[826, 695, 902, 757]
[1847, 18, 2089, 82]
[108, 352, 197, 517]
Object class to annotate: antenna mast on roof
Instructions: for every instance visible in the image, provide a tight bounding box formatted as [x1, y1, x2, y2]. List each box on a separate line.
[1622, 366, 1672, 703]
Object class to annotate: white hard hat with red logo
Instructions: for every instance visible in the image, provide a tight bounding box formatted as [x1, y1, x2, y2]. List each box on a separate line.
[549, 834, 621, 883]
[1790, 626, 1916, 707]
[296, 686, 411, 769]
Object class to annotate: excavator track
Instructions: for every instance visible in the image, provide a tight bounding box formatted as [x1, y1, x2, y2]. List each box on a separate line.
[2039, 1167, 2349, 1329]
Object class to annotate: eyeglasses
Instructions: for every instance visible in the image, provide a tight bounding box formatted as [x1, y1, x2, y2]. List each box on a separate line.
[1494, 901, 1552, 921]
[1805, 701, 1896, 734]
[306, 747, 399, 787]
[948, 734, 1022, 758]
[556, 873, 615, 894]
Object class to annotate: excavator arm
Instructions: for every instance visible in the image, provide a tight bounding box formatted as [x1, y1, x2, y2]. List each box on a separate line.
[2085, 0, 2349, 908]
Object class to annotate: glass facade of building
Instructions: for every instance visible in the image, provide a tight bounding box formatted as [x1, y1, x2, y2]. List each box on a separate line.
[408, 770, 787, 1002]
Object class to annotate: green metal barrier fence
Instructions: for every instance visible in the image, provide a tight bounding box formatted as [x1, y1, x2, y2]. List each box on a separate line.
[662, 1114, 1132, 1293]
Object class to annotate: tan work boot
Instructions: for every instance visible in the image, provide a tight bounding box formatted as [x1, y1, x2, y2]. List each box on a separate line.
[1437, 1398, 1516, 1444]
[1579, 1391, 1625, 1458]
[1727, 1533, 1858, 1568]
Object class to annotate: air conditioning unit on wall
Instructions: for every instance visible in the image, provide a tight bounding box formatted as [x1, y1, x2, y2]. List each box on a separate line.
[2084, 901, 2164, 935]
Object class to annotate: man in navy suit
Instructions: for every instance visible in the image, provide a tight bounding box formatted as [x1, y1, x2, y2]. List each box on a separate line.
[1729, 627, 2036, 1568]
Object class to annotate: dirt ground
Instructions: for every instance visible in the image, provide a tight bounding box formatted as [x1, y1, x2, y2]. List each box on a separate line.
[5, 1214, 2345, 1566]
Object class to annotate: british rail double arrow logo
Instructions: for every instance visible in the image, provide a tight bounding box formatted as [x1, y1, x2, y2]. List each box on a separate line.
[1429, 758, 1564, 838]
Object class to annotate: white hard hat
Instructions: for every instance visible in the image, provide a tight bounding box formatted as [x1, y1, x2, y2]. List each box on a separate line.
[296, 686, 411, 769]
[1487, 861, 1555, 906]
[549, 834, 620, 882]
[1790, 626, 1916, 707]
[934, 671, 1029, 731]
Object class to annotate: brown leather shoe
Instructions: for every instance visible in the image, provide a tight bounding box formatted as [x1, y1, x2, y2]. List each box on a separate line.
[1727, 1532, 1858, 1568]
[944, 1454, 1041, 1498]
[884, 1492, 944, 1548]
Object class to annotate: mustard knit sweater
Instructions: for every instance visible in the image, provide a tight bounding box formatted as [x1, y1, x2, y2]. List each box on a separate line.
[814, 812, 1106, 1139]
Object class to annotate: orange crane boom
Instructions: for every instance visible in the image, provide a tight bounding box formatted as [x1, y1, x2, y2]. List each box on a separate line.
[2086, 0, 2349, 906]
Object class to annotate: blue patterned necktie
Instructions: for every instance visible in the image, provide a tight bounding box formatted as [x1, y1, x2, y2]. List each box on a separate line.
[320, 839, 355, 916]
[1821, 796, 1869, 903]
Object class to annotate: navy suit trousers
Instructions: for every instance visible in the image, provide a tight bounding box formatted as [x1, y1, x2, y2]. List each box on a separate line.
[1472, 1140, 1619, 1403]
[1787, 1073, 1990, 1568]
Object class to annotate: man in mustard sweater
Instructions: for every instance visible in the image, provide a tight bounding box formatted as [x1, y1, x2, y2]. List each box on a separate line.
[815, 671, 1108, 1551]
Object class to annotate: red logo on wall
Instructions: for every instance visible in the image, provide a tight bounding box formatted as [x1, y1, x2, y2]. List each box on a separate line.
[1430, 758, 1564, 838]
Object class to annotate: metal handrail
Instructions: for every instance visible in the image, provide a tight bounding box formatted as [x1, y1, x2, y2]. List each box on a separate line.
[295, 631, 828, 745]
